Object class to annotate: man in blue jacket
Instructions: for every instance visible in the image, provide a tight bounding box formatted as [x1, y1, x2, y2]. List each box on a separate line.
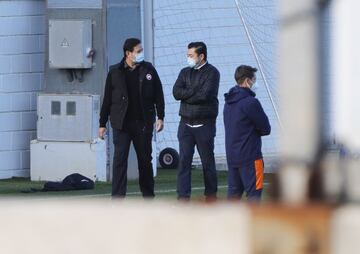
[223, 65, 271, 201]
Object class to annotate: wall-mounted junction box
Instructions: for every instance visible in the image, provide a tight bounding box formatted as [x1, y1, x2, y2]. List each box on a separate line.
[49, 19, 93, 69]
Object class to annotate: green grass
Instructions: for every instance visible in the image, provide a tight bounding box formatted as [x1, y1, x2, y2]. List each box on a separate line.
[0, 169, 271, 200]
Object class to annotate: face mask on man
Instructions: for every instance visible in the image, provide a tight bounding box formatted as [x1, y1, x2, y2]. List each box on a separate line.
[251, 82, 258, 93]
[187, 57, 197, 68]
[134, 51, 144, 63]
[249, 79, 258, 93]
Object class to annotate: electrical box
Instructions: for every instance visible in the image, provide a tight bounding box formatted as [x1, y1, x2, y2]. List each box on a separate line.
[37, 93, 100, 142]
[49, 19, 93, 69]
[30, 139, 107, 182]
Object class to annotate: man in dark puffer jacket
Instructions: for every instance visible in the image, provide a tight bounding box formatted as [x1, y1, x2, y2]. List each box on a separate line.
[173, 42, 220, 201]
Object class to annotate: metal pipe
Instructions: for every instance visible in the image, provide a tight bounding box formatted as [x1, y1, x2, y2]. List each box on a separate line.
[143, 0, 154, 63]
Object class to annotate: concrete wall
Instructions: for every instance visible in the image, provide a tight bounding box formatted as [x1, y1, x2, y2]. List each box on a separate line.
[0, 0, 45, 179]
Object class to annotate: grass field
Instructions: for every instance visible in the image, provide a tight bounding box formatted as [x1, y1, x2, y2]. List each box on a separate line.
[0, 169, 271, 200]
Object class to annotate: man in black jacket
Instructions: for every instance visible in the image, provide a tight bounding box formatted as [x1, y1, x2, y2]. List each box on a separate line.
[99, 38, 165, 198]
[173, 42, 220, 201]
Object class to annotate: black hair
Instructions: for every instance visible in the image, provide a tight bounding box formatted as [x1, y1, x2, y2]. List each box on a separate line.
[234, 65, 258, 85]
[188, 41, 207, 61]
[123, 38, 141, 57]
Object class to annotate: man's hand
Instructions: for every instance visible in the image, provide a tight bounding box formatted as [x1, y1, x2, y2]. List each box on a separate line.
[98, 127, 106, 139]
[156, 119, 164, 133]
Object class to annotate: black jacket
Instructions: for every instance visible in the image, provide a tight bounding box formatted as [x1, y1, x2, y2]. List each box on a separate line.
[99, 59, 165, 129]
[173, 63, 220, 124]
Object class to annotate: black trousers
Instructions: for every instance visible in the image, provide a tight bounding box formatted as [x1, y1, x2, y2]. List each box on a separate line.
[112, 120, 154, 197]
[177, 122, 218, 198]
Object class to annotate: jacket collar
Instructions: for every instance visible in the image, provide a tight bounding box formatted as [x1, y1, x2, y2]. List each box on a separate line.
[238, 86, 256, 97]
[119, 58, 141, 70]
[118, 58, 148, 85]
[194, 61, 208, 70]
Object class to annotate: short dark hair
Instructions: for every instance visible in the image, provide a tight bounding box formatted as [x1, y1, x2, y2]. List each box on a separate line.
[123, 38, 141, 57]
[234, 65, 258, 84]
[188, 42, 207, 61]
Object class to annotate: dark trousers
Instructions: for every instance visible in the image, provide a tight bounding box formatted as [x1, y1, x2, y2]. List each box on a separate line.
[177, 122, 218, 198]
[227, 159, 264, 201]
[112, 120, 154, 198]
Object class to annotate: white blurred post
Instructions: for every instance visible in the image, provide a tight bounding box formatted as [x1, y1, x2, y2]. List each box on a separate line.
[332, 0, 360, 202]
[278, 0, 323, 204]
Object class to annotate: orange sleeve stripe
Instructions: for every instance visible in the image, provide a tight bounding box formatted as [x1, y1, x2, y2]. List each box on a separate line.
[254, 159, 264, 190]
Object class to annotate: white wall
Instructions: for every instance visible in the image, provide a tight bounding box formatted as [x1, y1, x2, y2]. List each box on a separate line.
[0, 0, 45, 179]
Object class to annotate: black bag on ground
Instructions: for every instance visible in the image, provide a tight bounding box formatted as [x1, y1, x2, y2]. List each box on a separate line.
[43, 173, 95, 191]
[22, 173, 95, 193]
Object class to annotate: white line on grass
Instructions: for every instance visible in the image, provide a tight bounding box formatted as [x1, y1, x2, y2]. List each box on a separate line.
[71, 185, 229, 198]
[64, 183, 269, 199]
[19, 183, 269, 200]
[128, 185, 229, 196]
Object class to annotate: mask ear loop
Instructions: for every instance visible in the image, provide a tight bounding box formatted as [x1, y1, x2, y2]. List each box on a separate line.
[200, 54, 205, 64]
[246, 78, 252, 89]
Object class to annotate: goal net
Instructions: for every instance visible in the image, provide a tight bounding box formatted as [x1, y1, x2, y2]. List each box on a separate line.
[152, 0, 281, 167]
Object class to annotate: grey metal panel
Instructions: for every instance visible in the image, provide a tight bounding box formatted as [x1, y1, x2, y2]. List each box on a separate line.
[107, 0, 141, 66]
[37, 94, 100, 142]
[44, 8, 107, 95]
[49, 19, 92, 69]
[106, 0, 142, 180]
[47, 0, 102, 9]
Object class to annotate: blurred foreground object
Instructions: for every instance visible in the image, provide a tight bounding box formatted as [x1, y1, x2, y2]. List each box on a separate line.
[1, 200, 359, 254]
[332, 0, 360, 202]
[278, 0, 324, 204]
[0, 200, 251, 254]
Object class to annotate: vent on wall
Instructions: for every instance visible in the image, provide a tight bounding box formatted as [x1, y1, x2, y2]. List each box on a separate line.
[51, 101, 61, 115]
[66, 101, 76, 116]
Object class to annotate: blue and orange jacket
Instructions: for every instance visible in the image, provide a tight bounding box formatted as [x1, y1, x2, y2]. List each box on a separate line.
[223, 86, 271, 168]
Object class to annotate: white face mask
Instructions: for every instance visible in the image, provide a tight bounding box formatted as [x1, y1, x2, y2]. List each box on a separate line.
[187, 57, 197, 68]
[247, 79, 258, 92]
[134, 52, 144, 63]
[251, 82, 258, 93]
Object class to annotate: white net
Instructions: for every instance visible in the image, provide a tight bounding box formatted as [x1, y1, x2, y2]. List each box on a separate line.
[153, 0, 281, 165]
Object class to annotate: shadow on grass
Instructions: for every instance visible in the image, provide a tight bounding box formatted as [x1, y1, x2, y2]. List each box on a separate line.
[0, 169, 272, 200]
